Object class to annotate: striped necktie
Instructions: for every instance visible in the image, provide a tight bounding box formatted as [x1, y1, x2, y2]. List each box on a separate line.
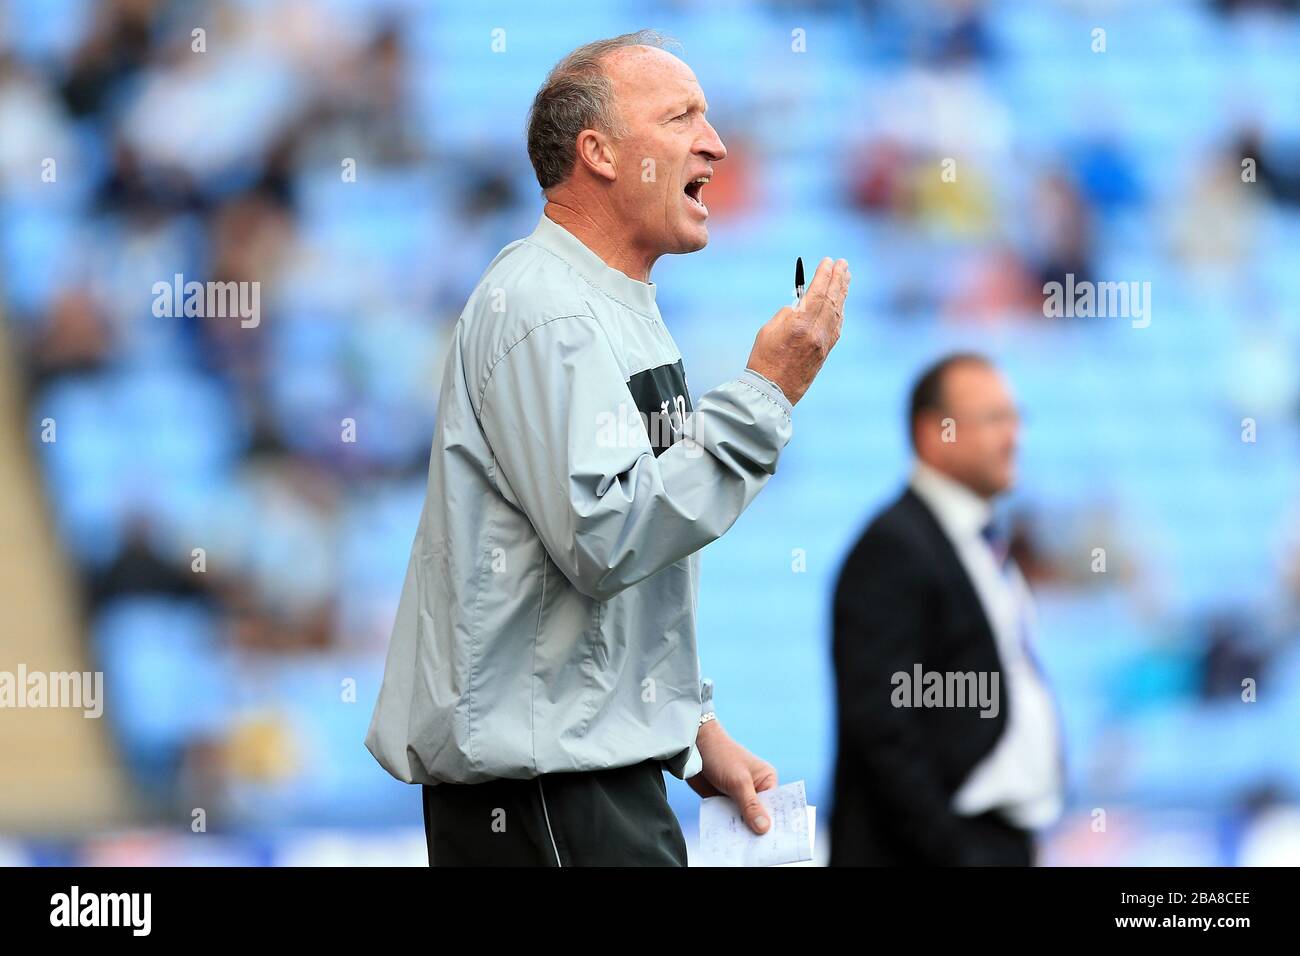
[979, 519, 1069, 794]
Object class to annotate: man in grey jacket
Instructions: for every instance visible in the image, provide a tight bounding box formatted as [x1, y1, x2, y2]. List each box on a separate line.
[365, 29, 851, 866]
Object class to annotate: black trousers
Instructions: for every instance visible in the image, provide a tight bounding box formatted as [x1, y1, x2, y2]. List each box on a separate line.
[421, 758, 689, 866]
[957, 810, 1036, 866]
[829, 808, 1035, 866]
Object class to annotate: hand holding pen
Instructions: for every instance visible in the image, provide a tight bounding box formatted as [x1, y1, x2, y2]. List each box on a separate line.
[745, 256, 852, 407]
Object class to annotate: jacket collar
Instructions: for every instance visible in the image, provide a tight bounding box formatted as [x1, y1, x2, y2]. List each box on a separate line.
[525, 211, 659, 317]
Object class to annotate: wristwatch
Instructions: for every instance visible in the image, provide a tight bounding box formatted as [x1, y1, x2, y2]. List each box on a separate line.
[698, 677, 716, 728]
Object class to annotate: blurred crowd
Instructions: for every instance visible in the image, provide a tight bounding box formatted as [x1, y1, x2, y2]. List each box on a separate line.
[3, 0, 1300, 862]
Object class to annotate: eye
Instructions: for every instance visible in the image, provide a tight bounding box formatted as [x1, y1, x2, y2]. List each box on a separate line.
[672, 111, 690, 122]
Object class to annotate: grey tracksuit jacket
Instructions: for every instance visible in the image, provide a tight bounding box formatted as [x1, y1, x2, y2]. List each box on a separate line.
[364, 211, 794, 785]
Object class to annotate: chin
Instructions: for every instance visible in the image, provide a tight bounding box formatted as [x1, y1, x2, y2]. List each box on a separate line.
[675, 225, 709, 253]
[972, 467, 1012, 498]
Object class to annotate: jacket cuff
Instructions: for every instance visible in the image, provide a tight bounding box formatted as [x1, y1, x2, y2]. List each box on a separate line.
[740, 368, 794, 419]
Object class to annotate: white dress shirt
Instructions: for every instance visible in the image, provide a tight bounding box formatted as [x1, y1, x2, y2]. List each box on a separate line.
[909, 461, 1064, 830]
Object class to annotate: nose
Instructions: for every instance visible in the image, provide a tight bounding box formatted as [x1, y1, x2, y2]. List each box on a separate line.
[698, 119, 726, 162]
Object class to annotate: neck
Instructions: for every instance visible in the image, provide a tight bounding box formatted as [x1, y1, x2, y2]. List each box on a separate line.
[915, 458, 994, 504]
[543, 196, 657, 283]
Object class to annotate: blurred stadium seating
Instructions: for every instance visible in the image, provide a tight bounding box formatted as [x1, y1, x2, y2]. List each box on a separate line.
[2, 0, 1299, 865]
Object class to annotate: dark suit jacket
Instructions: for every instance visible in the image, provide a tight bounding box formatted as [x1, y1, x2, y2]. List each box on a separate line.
[829, 487, 1030, 866]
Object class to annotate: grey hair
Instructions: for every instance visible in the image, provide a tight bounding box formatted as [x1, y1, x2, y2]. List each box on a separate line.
[526, 29, 681, 191]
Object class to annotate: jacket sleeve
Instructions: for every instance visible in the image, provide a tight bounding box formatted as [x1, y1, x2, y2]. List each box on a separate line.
[477, 313, 792, 601]
[832, 527, 976, 865]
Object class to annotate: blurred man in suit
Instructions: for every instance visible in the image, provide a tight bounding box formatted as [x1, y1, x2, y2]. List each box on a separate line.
[830, 352, 1063, 866]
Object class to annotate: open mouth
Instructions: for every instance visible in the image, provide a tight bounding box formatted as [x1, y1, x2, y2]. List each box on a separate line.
[683, 175, 709, 215]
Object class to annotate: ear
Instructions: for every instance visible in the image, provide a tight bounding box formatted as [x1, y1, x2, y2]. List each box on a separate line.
[915, 410, 944, 457]
[574, 128, 617, 183]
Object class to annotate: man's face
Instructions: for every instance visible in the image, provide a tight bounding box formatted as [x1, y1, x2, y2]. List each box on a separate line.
[921, 363, 1020, 498]
[602, 46, 727, 257]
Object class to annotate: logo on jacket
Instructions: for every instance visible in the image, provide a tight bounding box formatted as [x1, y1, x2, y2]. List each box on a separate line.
[624, 360, 695, 458]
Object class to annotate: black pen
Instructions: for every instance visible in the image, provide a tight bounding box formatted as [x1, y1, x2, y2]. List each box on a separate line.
[795, 256, 805, 304]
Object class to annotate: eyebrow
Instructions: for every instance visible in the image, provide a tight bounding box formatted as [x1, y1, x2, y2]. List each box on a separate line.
[662, 99, 709, 120]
